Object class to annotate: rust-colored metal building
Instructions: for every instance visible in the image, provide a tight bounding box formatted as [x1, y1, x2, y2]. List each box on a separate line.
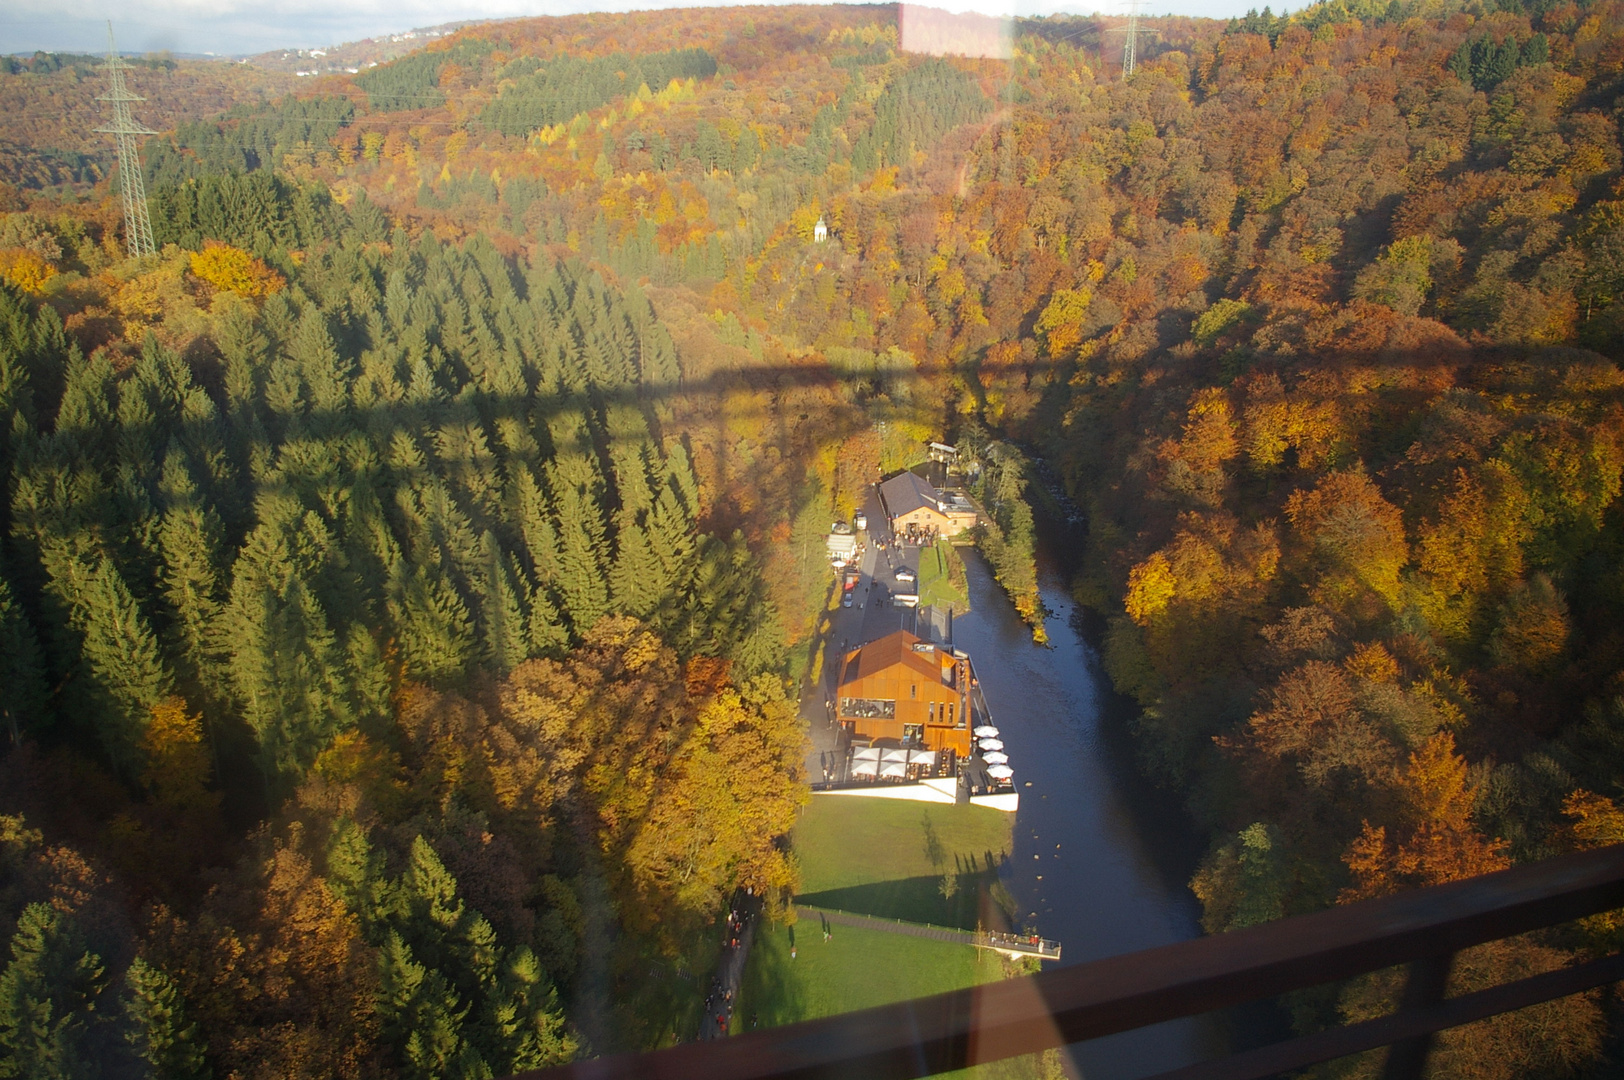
[836, 630, 973, 756]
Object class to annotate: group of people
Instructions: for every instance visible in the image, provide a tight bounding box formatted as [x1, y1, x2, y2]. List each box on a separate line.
[703, 903, 755, 1038]
[899, 523, 941, 547]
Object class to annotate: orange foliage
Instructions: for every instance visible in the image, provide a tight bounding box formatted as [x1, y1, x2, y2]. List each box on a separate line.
[1341, 733, 1509, 901]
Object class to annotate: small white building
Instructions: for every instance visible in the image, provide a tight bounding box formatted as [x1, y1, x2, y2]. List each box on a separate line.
[814, 217, 828, 243]
[827, 531, 858, 566]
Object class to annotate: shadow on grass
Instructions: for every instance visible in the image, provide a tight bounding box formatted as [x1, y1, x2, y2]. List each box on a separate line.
[797, 851, 1011, 929]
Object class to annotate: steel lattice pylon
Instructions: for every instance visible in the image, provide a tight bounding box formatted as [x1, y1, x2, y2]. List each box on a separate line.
[1106, 0, 1158, 77]
[95, 22, 157, 259]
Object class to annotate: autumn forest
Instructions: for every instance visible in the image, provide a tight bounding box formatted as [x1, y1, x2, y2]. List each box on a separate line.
[5, 0, 1624, 1075]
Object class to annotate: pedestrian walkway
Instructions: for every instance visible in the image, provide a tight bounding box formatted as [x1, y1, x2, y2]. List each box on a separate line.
[796, 904, 973, 944]
[794, 905, 1061, 960]
[699, 893, 760, 1040]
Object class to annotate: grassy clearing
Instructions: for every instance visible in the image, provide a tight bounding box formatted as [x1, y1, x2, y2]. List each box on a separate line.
[917, 539, 970, 610]
[794, 797, 1012, 894]
[735, 920, 1058, 1078]
[735, 920, 1004, 1031]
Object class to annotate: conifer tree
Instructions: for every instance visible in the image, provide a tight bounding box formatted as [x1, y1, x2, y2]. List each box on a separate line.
[0, 571, 47, 745]
[509, 466, 563, 585]
[386, 559, 476, 684]
[123, 957, 210, 1080]
[51, 348, 115, 466]
[609, 516, 664, 618]
[377, 931, 474, 1080]
[525, 583, 568, 658]
[476, 532, 530, 673]
[222, 521, 355, 785]
[0, 904, 105, 1080]
[646, 485, 697, 587]
[157, 446, 229, 712]
[74, 554, 175, 775]
[547, 471, 609, 632]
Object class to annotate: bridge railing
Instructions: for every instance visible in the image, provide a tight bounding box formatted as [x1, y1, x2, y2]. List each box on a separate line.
[510, 844, 1624, 1080]
[977, 930, 1062, 959]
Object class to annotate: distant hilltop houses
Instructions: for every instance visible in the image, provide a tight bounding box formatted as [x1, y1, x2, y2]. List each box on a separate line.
[252, 23, 475, 76]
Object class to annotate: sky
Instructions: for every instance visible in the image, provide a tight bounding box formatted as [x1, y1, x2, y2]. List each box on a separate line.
[2, 0, 1262, 59]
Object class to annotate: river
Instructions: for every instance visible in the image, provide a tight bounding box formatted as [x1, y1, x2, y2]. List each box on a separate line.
[949, 545, 1228, 1077]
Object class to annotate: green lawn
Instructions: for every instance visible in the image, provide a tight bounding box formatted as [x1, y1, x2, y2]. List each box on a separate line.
[736, 919, 1005, 1031]
[792, 797, 1014, 929]
[917, 540, 969, 610]
[795, 797, 1012, 893]
[732, 790, 1041, 1074]
[736, 919, 1057, 1079]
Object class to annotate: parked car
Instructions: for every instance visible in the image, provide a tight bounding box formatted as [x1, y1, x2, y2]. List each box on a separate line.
[842, 595, 854, 608]
[895, 568, 916, 584]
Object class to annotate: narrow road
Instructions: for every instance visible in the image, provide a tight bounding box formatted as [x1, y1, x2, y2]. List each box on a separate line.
[697, 893, 759, 1040]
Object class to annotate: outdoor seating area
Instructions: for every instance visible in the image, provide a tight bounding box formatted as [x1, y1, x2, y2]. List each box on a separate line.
[848, 744, 944, 781]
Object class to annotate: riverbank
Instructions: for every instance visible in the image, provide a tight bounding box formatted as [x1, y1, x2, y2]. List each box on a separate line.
[764, 509, 1223, 1077]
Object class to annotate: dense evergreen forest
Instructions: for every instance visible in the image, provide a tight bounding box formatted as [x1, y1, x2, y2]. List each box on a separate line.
[7, 0, 1624, 1074]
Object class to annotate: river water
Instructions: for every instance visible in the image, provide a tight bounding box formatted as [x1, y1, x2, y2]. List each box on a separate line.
[949, 547, 1227, 1077]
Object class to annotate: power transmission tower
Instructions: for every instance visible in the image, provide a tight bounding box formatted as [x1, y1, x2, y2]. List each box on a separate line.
[1105, 0, 1159, 77]
[95, 22, 157, 259]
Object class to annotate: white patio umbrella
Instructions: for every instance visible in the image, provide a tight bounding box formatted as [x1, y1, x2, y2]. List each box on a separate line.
[879, 760, 909, 779]
[907, 749, 937, 768]
[880, 747, 911, 764]
[981, 751, 1009, 765]
[986, 764, 1014, 779]
[973, 726, 999, 737]
[849, 758, 879, 776]
[978, 738, 1004, 751]
[852, 746, 882, 761]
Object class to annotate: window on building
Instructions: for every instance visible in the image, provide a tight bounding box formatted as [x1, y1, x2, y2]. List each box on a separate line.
[839, 697, 895, 719]
[910, 684, 917, 699]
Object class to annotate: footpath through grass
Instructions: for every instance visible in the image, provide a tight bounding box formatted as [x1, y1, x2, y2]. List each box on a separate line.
[736, 917, 1004, 1031]
[738, 796, 1056, 1079]
[732, 797, 1017, 1033]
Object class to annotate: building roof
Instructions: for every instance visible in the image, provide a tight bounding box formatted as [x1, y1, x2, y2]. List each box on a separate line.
[880, 470, 945, 520]
[840, 629, 942, 687]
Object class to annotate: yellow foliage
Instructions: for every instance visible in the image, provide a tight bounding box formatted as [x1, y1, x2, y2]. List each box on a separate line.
[790, 201, 822, 242]
[142, 697, 219, 816]
[1285, 467, 1409, 613]
[1125, 552, 1177, 625]
[0, 247, 53, 293]
[1563, 790, 1624, 849]
[189, 242, 284, 298]
[1345, 641, 1400, 683]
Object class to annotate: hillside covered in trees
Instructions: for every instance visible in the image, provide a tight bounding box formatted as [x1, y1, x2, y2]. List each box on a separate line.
[6, 0, 1624, 1074]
